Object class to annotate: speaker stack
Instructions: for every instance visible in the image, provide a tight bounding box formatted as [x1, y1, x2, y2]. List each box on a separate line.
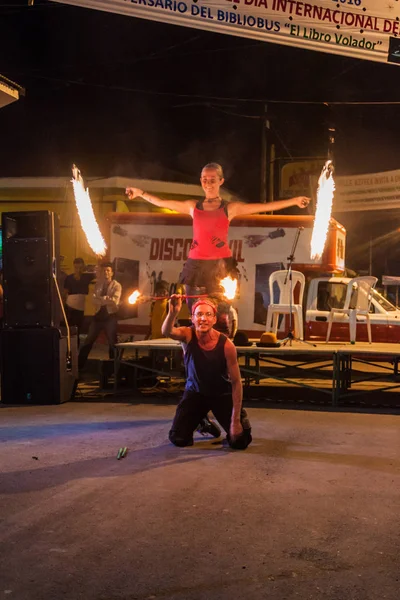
[1, 211, 78, 404]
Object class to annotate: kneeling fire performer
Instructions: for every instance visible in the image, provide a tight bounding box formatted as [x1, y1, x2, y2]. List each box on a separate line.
[162, 295, 252, 450]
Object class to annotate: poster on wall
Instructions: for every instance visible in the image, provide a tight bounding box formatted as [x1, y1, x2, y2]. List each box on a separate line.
[52, 0, 400, 66]
[280, 160, 325, 200]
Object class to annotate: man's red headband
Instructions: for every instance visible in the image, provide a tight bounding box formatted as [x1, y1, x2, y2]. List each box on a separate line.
[191, 299, 217, 316]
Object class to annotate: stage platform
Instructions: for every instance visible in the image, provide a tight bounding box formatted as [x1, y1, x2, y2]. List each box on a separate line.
[113, 339, 400, 406]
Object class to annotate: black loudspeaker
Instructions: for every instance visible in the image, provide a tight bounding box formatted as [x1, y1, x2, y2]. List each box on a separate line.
[113, 257, 140, 319]
[2, 211, 61, 328]
[0, 328, 78, 405]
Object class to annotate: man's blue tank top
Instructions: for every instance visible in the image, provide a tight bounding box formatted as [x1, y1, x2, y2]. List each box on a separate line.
[183, 328, 232, 395]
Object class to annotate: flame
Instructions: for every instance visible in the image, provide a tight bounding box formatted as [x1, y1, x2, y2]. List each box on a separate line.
[220, 276, 237, 300]
[310, 160, 335, 260]
[71, 166, 107, 257]
[128, 290, 141, 305]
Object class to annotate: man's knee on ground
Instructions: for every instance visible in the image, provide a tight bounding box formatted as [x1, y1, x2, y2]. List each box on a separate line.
[169, 430, 193, 447]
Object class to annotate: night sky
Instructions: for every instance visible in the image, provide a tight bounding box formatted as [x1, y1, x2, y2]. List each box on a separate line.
[1, 0, 400, 274]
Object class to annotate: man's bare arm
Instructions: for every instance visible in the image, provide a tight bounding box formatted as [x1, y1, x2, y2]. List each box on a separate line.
[161, 296, 192, 342]
[224, 340, 243, 437]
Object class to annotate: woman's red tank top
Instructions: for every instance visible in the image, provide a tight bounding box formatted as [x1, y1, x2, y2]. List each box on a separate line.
[188, 201, 232, 260]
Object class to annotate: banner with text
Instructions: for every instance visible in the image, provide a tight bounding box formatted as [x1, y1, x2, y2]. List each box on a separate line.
[331, 169, 400, 212]
[52, 0, 400, 66]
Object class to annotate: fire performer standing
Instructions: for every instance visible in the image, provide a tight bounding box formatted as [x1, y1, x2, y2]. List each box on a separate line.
[126, 163, 310, 310]
[161, 295, 252, 450]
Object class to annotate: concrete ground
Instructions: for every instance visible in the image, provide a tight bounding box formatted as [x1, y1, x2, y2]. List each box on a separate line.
[0, 401, 399, 600]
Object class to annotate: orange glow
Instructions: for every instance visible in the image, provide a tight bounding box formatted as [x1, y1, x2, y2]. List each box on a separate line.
[128, 290, 141, 305]
[220, 276, 237, 300]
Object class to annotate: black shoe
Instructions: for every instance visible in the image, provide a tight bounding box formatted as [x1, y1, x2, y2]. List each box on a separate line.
[197, 417, 221, 438]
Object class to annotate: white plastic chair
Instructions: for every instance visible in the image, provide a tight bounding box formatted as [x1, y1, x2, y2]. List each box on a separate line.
[266, 270, 305, 339]
[326, 276, 378, 344]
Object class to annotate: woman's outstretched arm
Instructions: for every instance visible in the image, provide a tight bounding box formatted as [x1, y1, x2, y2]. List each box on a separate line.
[126, 187, 196, 215]
[228, 196, 310, 219]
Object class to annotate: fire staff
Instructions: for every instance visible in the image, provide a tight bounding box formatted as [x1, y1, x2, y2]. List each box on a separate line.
[126, 163, 309, 310]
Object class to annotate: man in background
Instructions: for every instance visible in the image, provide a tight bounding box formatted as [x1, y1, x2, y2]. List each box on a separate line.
[63, 257, 95, 343]
[213, 299, 238, 339]
[78, 263, 121, 370]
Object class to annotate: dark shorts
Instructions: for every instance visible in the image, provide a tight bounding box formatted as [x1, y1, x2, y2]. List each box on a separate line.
[179, 257, 239, 289]
[169, 390, 252, 450]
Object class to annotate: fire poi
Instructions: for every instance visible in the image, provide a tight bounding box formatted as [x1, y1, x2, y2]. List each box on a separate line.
[128, 277, 238, 305]
[219, 276, 237, 300]
[71, 164, 107, 257]
[310, 159, 335, 260]
[128, 290, 141, 305]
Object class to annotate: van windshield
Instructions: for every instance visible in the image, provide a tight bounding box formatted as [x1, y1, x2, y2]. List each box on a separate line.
[372, 289, 397, 312]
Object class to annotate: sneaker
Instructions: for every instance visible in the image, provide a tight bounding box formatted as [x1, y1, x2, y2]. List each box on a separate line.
[197, 417, 221, 438]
